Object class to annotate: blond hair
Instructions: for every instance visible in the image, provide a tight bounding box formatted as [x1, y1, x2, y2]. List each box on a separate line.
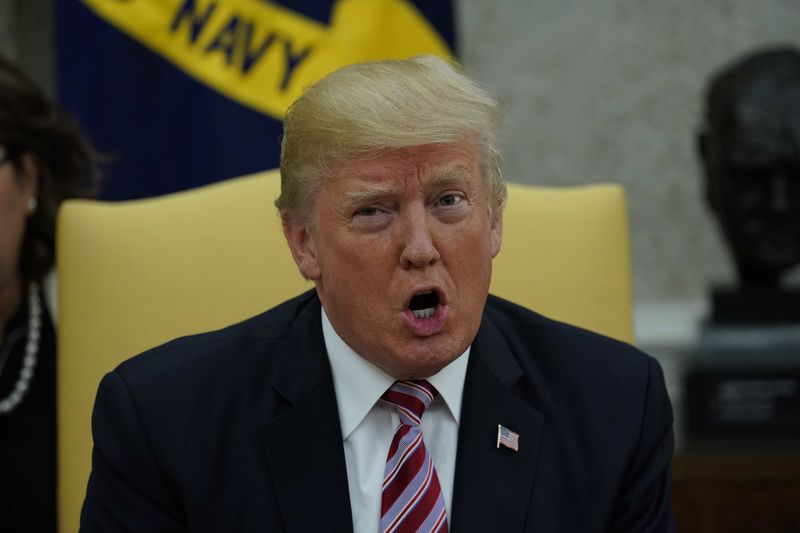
[276, 55, 505, 223]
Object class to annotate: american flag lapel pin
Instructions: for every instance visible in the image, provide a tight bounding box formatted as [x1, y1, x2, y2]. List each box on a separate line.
[497, 424, 520, 451]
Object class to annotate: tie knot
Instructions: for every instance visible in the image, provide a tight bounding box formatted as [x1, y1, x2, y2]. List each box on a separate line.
[380, 380, 438, 427]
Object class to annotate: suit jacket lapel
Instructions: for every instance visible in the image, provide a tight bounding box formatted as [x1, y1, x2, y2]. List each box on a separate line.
[450, 311, 544, 532]
[259, 294, 354, 532]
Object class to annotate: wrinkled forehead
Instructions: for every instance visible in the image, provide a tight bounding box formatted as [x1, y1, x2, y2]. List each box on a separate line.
[324, 141, 482, 186]
[713, 88, 800, 167]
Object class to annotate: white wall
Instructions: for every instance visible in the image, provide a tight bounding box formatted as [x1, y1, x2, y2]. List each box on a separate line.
[458, 0, 800, 305]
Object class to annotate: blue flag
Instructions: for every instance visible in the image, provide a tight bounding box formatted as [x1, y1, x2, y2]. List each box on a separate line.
[57, 0, 455, 200]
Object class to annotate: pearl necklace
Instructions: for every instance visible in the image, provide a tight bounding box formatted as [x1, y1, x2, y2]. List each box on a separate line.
[0, 282, 41, 415]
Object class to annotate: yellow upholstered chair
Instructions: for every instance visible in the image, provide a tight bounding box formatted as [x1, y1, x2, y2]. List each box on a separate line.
[56, 169, 632, 533]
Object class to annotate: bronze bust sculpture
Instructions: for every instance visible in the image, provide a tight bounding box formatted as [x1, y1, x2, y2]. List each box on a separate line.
[699, 47, 800, 288]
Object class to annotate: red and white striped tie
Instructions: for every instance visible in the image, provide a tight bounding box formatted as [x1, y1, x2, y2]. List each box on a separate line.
[379, 380, 448, 533]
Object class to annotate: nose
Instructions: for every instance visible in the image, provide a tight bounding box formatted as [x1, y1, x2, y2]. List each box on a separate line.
[399, 208, 440, 269]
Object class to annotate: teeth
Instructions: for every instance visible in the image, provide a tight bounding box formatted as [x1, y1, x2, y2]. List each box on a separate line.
[413, 307, 435, 319]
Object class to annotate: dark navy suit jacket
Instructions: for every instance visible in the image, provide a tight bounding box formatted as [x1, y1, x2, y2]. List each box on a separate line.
[80, 291, 675, 532]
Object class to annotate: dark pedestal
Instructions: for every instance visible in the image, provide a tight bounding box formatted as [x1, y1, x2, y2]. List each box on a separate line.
[684, 287, 800, 449]
[685, 324, 800, 448]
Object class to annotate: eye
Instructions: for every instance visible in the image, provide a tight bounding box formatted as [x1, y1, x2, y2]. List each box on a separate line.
[355, 206, 381, 217]
[437, 193, 463, 207]
[351, 204, 392, 231]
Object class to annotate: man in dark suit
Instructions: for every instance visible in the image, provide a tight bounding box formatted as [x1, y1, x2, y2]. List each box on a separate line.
[81, 56, 675, 532]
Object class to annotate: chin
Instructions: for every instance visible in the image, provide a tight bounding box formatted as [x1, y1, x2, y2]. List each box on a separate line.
[391, 341, 464, 379]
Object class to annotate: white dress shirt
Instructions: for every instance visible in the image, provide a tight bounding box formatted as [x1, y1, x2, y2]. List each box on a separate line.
[322, 308, 469, 533]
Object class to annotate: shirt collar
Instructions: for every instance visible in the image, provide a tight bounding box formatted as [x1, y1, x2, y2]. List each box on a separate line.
[322, 307, 470, 440]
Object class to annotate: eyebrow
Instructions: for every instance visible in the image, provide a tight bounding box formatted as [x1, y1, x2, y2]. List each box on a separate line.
[430, 166, 474, 187]
[343, 184, 397, 204]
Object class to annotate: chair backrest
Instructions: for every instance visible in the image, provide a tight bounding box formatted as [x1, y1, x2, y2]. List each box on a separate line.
[56, 169, 632, 532]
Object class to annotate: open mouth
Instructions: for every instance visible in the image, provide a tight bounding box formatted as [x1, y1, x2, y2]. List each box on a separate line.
[408, 290, 440, 319]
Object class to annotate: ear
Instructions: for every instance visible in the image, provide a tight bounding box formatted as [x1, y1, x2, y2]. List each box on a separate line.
[490, 209, 503, 258]
[697, 131, 719, 213]
[281, 213, 321, 280]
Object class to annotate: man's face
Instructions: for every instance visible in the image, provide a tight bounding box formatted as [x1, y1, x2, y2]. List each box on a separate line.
[702, 82, 800, 280]
[283, 141, 502, 379]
